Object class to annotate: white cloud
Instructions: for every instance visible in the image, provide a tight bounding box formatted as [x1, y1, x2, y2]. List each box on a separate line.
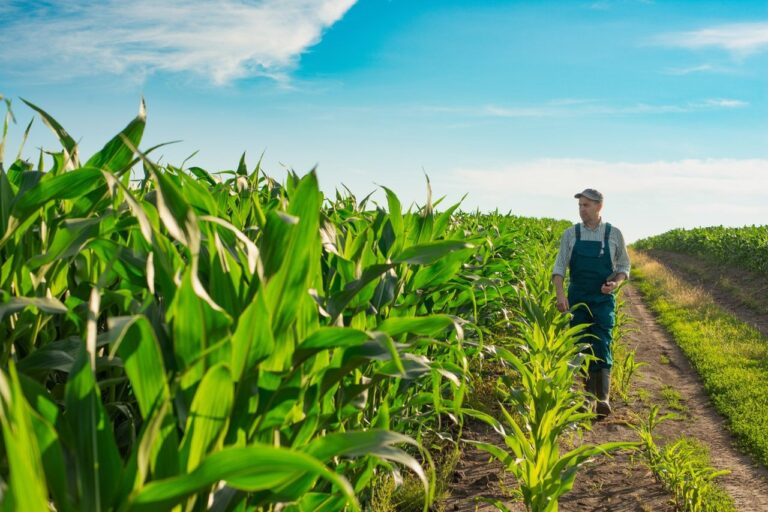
[448, 158, 768, 197]
[424, 98, 749, 119]
[0, 0, 356, 85]
[585, 2, 611, 10]
[442, 158, 768, 241]
[664, 64, 715, 75]
[654, 22, 768, 57]
[698, 98, 748, 108]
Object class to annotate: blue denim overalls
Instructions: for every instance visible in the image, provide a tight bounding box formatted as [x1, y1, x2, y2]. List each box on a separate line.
[568, 223, 615, 371]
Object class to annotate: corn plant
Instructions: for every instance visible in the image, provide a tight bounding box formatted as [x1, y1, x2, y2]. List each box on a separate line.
[612, 350, 645, 403]
[633, 406, 734, 512]
[0, 98, 488, 511]
[468, 275, 637, 512]
[610, 289, 645, 402]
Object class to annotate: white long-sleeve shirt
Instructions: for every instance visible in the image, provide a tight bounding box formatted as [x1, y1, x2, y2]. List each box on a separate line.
[552, 221, 631, 278]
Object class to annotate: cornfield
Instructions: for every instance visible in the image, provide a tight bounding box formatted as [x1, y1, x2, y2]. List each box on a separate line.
[0, 97, 630, 511]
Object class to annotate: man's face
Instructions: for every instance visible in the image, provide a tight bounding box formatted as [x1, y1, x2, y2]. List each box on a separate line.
[578, 198, 602, 224]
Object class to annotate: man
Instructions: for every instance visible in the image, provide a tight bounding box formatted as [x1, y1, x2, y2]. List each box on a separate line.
[552, 188, 630, 418]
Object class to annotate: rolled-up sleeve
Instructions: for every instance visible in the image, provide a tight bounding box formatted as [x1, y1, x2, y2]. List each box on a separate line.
[552, 230, 571, 277]
[612, 229, 631, 278]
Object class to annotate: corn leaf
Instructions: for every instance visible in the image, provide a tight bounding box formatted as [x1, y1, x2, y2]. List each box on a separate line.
[394, 239, 473, 265]
[0, 362, 50, 512]
[377, 315, 455, 338]
[128, 446, 358, 512]
[85, 98, 145, 174]
[179, 363, 234, 472]
[0, 168, 12, 237]
[65, 345, 123, 512]
[0, 295, 67, 320]
[293, 327, 369, 365]
[11, 166, 104, 219]
[230, 289, 274, 381]
[17, 375, 74, 511]
[21, 98, 79, 168]
[168, 267, 232, 392]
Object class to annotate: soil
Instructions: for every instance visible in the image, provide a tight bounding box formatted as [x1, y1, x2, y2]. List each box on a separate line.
[442, 251, 768, 511]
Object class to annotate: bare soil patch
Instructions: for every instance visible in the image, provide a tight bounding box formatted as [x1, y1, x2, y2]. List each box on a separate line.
[442, 275, 768, 511]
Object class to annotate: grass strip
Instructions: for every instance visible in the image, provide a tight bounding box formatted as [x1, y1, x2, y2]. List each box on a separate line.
[631, 248, 768, 467]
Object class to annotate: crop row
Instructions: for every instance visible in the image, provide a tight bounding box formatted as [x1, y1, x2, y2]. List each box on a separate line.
[633, 225, 768, 276]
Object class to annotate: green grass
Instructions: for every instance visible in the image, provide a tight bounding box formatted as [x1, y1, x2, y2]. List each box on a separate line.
[370, 447, 461, 512]
[631, 249, 768, 467]
[636, 387, 652, 405]
[660, 385, 688, 414]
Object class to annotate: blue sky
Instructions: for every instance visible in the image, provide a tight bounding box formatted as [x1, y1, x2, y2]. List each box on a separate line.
[1, 0, 767, 241]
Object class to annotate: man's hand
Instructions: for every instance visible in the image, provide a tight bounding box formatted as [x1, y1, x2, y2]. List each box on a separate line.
[552, 274, 569, 313]
[601, 281, 618, 294]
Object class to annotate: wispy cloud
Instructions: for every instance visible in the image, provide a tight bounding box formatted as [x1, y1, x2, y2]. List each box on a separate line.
[0, 0, 356, 85]
[654, 22, 768, 57]
[583, 0, 654, 10]
[442, 158, 768, 241]
[449, 157, 768, 196]
[585, 2, 611, 11]
[698, 98, 747, 108]
[420, 98, 748, 119]
[664, 64, 716, 75]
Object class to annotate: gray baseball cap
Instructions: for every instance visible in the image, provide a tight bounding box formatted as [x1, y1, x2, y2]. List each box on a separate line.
[574, 188, 604, 202]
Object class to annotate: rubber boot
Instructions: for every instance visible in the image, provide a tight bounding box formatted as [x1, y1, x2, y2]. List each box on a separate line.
[595, 369, 612, 419]
[583, 372, 599, 413]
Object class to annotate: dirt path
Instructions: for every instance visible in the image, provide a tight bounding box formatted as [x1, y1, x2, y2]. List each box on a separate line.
[644, 249, 768, 337]
[443, 276, 768, 511]
[616, 284, 768, 510]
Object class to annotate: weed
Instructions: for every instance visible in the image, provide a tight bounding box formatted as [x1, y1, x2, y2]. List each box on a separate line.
[660, 385, 689, 413]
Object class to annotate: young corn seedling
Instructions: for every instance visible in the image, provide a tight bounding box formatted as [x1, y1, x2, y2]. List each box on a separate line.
[470, 276, 637, 512]
[633, 406, 734, 512]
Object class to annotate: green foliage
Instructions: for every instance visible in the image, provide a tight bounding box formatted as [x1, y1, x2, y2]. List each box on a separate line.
[369, 446, 460, 512]
[468, 268, 638, 512]
[0, 96, 633, 512]
[633, 406, 735, 512]
[1, 98, 482, 511]
[634, 225, 768, 276]
[608, 288, 645, 403]
[660, 385, 688, 414]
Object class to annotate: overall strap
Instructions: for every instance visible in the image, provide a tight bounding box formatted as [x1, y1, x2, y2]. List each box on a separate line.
[603, 223, 612, 245]
[575, 223, 581, 241]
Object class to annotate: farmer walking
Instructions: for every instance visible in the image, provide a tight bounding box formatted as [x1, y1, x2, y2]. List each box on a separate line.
[552, 189, 631, 418]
